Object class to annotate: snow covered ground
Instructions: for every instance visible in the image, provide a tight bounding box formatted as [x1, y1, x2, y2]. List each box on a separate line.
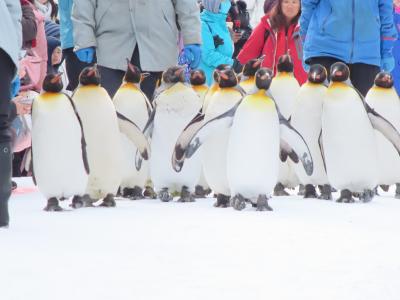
[1, 178, 400, 300]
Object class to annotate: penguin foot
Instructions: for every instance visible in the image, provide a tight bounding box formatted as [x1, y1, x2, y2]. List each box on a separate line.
[177, 186, 195, 203]
[336, 189, 355, 203]
[317, 185, 332, 200]
[359, 189, 374, 203]
[395, 183, 400, 199]
[123, 186, 143, 200]
[256, 195, 273, 211]
[298, 184, 305, 196]
[99, 194, 116, 207]
[71, 195, 84, 209]
[44, 198, 63, 212]
[144, 186, 157, 199]
[273, 183, 290, 196]
[213, 194, 230, 208]
[158, 188, 173, 202]
[231, 194, 246, 211]
[380, 185, 390, 192]
[304, 184, 317, 199]
[194, 185, 212, 198]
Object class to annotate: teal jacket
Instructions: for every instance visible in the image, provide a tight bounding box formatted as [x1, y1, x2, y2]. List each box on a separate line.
[199, 10, 234, 86]
[58, 0, 74, 49]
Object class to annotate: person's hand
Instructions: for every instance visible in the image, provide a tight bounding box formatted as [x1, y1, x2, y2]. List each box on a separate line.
[232, 31, 242, 43]
[12, 95, 32, 115]
[183, 44, 201, 69]
[381, 56, 395, 72]
[75, 47, 95, 63]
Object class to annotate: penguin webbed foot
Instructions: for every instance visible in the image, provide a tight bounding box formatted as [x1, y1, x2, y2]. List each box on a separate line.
[123, 186, 143, 200]
[380, 184, 390, 192]
[336, 189, 355, 203]
[194, 185, 212, 198]
[256, 194, 273, 211]
[395, 183, 400, 199]
[177, 186, 195, 203]
[298, 184, 305, 196]
[273, 182, 290, 196]
[44, 197, 63, 212]
[213, 194, 230, 208]
[359, 189, 374, 203]
[99, 194, 116, 207]
[317, 185, 332, 200]
[143, 186, 157, 199]
[303, 184, 317, 199]
[71, 195, 84, 209]
[231, 194, 246, 211]
[158, 188, 173, 202]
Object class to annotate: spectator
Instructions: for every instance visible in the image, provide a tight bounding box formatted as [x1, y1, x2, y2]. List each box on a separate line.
[231, 1, 253, 58]
[0, 0, 22, 228]
[33, 0, 57, 22]
[237, 0, 307, 84]
[301, 0, 397, 96]
[21, 0, 37, 49]
[47, 36, 62, 74]
[392, 0, 400, 95]
[72, 0, 201, 99]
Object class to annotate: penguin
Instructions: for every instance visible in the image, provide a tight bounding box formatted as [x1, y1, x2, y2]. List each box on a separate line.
[269, 54, 300, 196]
[239, 55, 265, 93]
[174, 67, 246, 208]
[172, 68, 313, 211]
[113, 61, 152, 199]
[73, 65, 150, 207]
[322, 62, 400, 203]
[202, 64, 230, 113]
[290, 64, 332, 200]
[145, 66, 203, 202]
[365, 72, 400, 199]
[189, 69, 212, 198]
[31, 73, 89, 211]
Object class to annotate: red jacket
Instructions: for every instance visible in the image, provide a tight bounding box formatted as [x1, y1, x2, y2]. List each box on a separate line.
[237, 15, 307, 85]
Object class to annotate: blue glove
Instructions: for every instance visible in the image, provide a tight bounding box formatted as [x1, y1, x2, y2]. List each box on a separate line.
[183, 44, 201, 69]
[381, 56, 395, 72]
[75, 47, 95, 63]
[10, 76, 20, 98]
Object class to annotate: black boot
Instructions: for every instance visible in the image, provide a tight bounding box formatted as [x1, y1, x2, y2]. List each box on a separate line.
[0, 142, 11, 227]
[304, 184, 317, 198]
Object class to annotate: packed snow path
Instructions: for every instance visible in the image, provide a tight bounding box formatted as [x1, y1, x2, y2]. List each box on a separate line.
[1, 178, 400, 300]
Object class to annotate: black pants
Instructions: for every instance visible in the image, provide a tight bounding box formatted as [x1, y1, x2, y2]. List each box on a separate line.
[63, 48, 94, 91]
[99, 46, 162, 100]
[307, 56, 380, 96]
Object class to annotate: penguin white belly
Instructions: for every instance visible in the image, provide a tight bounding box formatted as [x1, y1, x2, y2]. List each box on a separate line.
[150, 84, 202, 193]
[32, 94, 87, 199]
[322, 88, 378, 191]
[227, 99, 280, 199]
[73, 86, 123, 199]
[291, 85, 328, 185]
[365, 89, 400, 185]
[239, 78, 255, 94]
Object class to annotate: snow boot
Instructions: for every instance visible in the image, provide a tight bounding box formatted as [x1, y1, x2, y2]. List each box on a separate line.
[0, 142, 11, 227]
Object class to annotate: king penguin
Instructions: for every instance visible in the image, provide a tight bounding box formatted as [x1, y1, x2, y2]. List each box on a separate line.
[113, 61, 152, 199]
[365, 72, 400, 198]
[172, 68, 313, 211]
[239, 55, 265, 93]
[322, 62, 400, 203]
[290, 64, 332, 200]
[32, 73, 89, 211]
[202, 64, 230, 113]
[146, 66, 202, 202]
[73, 65, 150, 207]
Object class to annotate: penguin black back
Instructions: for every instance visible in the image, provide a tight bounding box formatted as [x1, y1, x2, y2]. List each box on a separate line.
[255, 68, 273, 90]
[277, 54, 294, 73]
[374, 72, 394, 89]
[162, 66, 186, 84]
[308, 64, 327, 84]
[243, 58, 262, 77]
[79, 65, 101, 86]
[217, 68, 238, 88]
[330, 62, 350, 82]
[190, 69, 206, 86]
[42, 73, 63, 93]
[124, 60, 142, 84]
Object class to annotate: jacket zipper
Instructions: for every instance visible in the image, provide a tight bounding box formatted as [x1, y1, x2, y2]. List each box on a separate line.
[349, 0, 355, 63]
[272, 31, 278, 72]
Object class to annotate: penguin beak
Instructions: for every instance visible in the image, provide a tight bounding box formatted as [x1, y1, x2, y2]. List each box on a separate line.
[216, 70, 229, 80]
[254, 55, 265, 68]
[175, 67, 185, 77]
[51, 73, 63, 84]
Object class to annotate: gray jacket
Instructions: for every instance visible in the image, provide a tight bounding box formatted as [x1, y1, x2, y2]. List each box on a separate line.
[0, 0, 22, 75]
[72, 0, 201, 72]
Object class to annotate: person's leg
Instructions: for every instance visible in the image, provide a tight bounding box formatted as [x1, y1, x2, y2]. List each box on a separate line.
[0, 49, 15, 227]
[98, 66, 125, 98]
[63, 48, 93, 91]
[307, 56, 342, 79]
[349, 63, 380, 97]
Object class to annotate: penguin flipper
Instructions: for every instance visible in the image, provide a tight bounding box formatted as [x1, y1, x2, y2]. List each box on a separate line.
[116, 111, 150, 161]
[29, 147, 37, 186]
[279, 113, 313, 176]
[318, 130, 327, 173]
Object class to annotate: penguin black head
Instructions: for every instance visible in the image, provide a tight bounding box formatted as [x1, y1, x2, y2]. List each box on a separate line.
[190, 69, 206, 86]
[42, 73, 63, 93]
[217, 68, 238, 88]
[124, 59, 143, 84]
[162, 66, 186, 84]
[213, 64, 231, 83]
[374, 72, 394, 89]
[243, 55, 265, 77]
[277, 54, 294, 73]
[79, 65, 101, 86]
[255, 68, 273, 90]
[308, 64, 328, 84]
[330, 62, 350, 82]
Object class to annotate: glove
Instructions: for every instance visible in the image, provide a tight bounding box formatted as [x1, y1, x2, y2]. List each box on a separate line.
[381, 56, 395, 72]
[183, 44, 201, 69]
[75, 47, 95, 63]
[10, 76, 20, 98]
[232, 58, 243, 74]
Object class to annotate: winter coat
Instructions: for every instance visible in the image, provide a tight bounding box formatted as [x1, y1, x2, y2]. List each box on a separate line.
[0, 0, 22, 75]
[300, 0, 397, 67]
[392, 8, 400, 95]
[58, 0, 73, 50]
[199, 10, 234, 86]
[21, 0, 37, 49]
[237, 15, 307, 85]
[72, 0, 201, 72]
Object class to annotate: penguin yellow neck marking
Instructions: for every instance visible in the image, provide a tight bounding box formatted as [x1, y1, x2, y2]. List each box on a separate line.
[193, 85, 208, 93]
[247, 89, 274, 108]
[40, 92, 62, 100]
[120, 82, 139, 91]
[276, 72, 293, 78]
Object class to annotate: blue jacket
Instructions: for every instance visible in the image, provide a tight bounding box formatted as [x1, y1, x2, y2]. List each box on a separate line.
[300, 0, 397, 67]
[392, 10, 400, 94]
[58, 0, 74, 49]
[199, 10, 234, 86]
